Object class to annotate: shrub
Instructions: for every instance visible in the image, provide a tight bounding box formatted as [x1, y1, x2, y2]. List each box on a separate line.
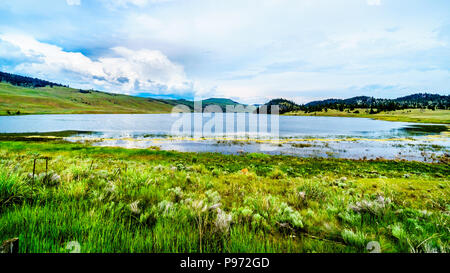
[348, 195, 391, 216]
[205, 190, 221, 205]
[341, 229, 366, 249]
[297, 181, 327, 202]
[214, 208, 232, 234]
[275, 202, 303, 229]
[268, 168, 286, 179]
[391, 224, 408, 242]
[233, 207, 254, 223]
[168, 187, 183, 202]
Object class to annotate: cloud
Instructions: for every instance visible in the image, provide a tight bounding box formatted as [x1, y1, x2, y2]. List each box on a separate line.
[0, 34, 192, 95]
[66, 0, 81, 6]
[108, 0, 148, 7]
[102, 0, 172, 9]
[0, 0, 449, 102]
[367, 0, 381, 6]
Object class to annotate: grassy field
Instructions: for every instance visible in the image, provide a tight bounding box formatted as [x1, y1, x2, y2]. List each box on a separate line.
[0, 140, 448, 253]
[0, 82, 173, 115]
[285, 108, 450, 124]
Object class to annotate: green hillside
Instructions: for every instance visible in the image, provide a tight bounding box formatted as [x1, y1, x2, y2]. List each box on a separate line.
[0, 82, 174, 115]
[261, 96, 450, 124]
[161, 97, 244, 111]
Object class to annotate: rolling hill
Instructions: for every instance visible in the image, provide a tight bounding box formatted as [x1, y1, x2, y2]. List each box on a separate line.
[0, 71, 250, 115]
[161, 97, 243, 111]
[304, 94, 449, 109]
[0, 82, 175, 115]
[259, 95, 450, 123]
[260, 94, 449, 114]
[0, 71, 65, 88]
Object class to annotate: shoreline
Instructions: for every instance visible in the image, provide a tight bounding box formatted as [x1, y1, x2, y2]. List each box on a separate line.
[283, 109, 450, 124]
[1, 109, 449, 124]
[0, 134, 448, 163]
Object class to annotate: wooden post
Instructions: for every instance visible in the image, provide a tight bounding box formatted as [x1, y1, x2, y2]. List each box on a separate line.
[0, 238, 19, 254]
[45, 157, 49, 183]
[32, 158, 36, 200]
[89, 160, 94, 172]
[32, 158, 36, 178]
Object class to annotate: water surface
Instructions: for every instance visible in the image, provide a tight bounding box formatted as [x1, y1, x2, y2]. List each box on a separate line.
[0, 114, 448, 161]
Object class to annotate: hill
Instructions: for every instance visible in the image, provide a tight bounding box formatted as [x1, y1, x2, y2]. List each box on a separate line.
[0, 72, 246, 115]
[261, 94, 449, 113]
[0, 82, 174, 115]
[304, 94, 449, 110]
[161, 97, 244, 112]
[260, 94, 450, 123]
[257, 98, 300, 114]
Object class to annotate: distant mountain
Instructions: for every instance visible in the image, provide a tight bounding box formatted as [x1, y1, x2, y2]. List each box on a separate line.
[203, 98, 241, 105]
[160, 97, 244, 112]
[257, 98, 300, 114]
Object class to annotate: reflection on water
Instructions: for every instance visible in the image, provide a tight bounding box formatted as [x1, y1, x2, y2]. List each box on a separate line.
[85, 135, 448, 162]
[400, 124, 449, 135]
[0, 113, 447, 137]
[0, 114, 448, 161]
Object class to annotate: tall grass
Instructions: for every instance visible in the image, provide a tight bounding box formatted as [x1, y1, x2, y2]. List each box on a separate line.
[0, 141, 448, 253]
[0, 170, 29, 209]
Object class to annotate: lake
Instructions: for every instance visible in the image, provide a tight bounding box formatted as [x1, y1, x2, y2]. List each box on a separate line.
[0, 113, 448, 161]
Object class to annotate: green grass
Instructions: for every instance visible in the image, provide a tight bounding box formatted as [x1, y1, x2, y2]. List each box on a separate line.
[285, 108, 450, 124]
[0, 82, 173, 115]
[0, 140, 448, 253]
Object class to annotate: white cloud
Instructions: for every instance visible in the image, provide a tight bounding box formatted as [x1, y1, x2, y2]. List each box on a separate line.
[102, 0, 172, 9]
[367, 0, 381, 6]
[1, 0, 449, 102]
[0, 34, 192, 95]
[66, 0, 81, 6]
[208, 68, 450, 104]
[111, 0, 148, 7]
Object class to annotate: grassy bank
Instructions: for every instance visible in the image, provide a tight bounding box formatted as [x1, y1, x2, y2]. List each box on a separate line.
[285, 109, 450, 124]
[0, 141, 449, 253]
[0, 82, 173, 115]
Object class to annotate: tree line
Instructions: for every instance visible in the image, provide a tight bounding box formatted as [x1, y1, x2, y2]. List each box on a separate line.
[262, 94, 449, 114]
[0, 71, 65, 88]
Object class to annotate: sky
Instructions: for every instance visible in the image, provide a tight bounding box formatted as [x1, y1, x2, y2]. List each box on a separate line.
[0, 0, 449, 104]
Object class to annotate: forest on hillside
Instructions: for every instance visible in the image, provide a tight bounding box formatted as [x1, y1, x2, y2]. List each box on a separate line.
[262, 94, 450, 114]
[0, 71, 65, 88]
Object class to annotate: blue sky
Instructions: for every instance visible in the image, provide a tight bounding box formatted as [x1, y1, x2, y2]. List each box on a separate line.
[0, 0, 449, 103]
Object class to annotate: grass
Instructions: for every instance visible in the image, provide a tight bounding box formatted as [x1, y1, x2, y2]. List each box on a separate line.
[0, 82, 173, 115]
[285, 108, 450, 124]
[0, 140, 449, 253]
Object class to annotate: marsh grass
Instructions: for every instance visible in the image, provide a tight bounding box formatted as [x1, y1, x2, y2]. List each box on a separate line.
[0, 141, 448, 253]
